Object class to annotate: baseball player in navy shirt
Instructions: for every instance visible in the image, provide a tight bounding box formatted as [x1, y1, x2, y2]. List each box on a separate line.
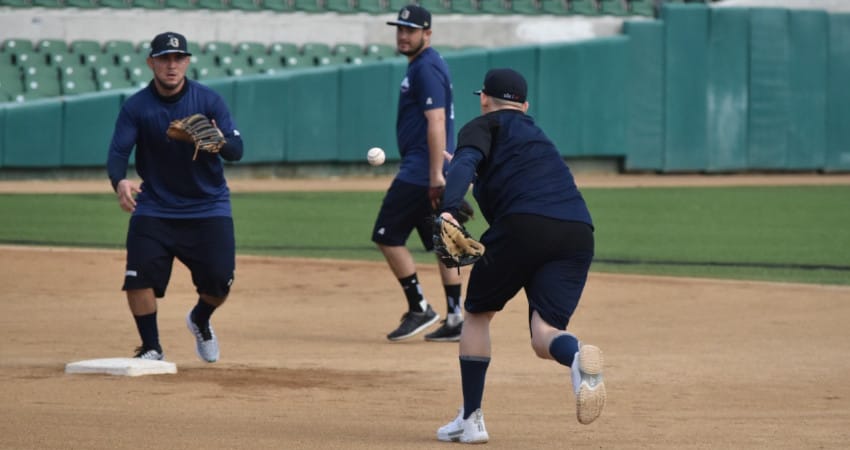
[106, 32, 244, 363]
[435, 69, 606, 443]
[373, 5, 465, 342]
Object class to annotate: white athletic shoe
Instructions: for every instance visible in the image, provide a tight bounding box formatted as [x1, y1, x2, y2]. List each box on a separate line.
[572, 344, 606, 425]
[437, 408, 489, 444]
[186, 312, 220, 363]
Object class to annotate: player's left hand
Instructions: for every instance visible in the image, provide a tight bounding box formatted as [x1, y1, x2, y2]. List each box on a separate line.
[429, 185, 445, 211]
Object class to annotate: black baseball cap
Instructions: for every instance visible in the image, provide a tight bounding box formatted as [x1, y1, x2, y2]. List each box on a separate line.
[386, 5, 431, 30]
[149, 32, 192, 58]
[474, 68, 527, 104]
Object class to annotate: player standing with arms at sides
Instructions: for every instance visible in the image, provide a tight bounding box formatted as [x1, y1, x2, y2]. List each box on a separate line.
[106, 32, 244, 362]
[373, 5, 464, 342]
[435, 69, 606, 443]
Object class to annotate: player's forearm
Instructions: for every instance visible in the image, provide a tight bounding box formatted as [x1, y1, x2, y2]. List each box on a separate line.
[441, 148, 481, 215]
[426, 117, 447, 184]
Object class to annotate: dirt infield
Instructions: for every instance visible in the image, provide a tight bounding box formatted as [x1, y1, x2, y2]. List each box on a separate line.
[2, 174, 850, 449]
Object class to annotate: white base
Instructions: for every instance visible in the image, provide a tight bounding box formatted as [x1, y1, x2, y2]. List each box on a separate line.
[65, 358, 177, 377]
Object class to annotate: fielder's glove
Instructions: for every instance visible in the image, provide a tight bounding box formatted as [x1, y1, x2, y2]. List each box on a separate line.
[433, 216, 485, 269]
[166, 114, 226, 160]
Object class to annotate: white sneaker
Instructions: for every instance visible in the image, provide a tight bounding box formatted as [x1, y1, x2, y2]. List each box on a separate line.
[572, 344, 606, 425]
[186, 312, 220, 363]
[437, 408, 489, 444]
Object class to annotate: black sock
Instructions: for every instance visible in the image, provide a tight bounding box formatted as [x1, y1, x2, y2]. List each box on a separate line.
[460, 355, 490, 419]
[549, 333, 579, 367]
[399, 273, 425, 312]
[190, 298, 217, 329]
[444, 284, 462, 315]
[133, 311, 161, 353]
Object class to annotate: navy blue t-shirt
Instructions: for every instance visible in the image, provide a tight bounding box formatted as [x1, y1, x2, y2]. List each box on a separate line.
[106, 79, 243, 218]
[395, 47, 455, 186]
[442, 109, 592, 227]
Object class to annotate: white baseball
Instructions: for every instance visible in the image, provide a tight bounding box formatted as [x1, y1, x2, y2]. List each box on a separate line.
[367, 147, 386, 166]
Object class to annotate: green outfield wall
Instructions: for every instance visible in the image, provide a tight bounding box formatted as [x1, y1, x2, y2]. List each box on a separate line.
[1, 3, 849, 173]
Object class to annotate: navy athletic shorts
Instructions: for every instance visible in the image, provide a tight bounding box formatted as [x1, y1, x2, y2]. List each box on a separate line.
[464, 214, 594, 330]
[123, 216, 235, 298]
[371, 178, 434, 250]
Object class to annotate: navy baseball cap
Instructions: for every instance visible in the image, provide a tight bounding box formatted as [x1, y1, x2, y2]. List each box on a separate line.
[474, 68, 527, 104]
[149, 32, 192, 58]
[386, 5, 431, 30]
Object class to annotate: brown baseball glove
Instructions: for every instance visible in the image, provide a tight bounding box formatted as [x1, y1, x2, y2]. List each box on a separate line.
[166, 114, 226, 160]
[433, 216, 485, 269]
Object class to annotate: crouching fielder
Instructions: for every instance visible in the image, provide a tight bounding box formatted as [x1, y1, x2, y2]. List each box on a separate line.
[435, 68, 606, 444]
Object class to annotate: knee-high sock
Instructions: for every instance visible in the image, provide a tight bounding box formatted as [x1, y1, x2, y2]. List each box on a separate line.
[460, 355, 490, 419]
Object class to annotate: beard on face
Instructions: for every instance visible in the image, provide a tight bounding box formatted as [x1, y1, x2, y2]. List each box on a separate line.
[399, 36, 425, 57]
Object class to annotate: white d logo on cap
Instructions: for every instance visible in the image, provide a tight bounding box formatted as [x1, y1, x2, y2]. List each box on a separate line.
[401, 9, 410, 19]
[168, 37, 180, 48]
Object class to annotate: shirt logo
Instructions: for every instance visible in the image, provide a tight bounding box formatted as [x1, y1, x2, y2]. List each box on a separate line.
[426, 97, 433, 105]
[400, 77, 410, 94]
[377, 227, 385, 235]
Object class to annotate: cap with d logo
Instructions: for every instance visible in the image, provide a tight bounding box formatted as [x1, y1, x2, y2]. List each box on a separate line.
[386, 5, 431, 30]
[149, 32, 192, 58]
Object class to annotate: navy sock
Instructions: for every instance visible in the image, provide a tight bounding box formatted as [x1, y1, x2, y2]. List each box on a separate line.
[399, 274, 425, 312]
[133, 311, 161, 353]
[444, 284, 462, 315]
[460, 355, 490, 419]
[190, 298, 217, 329]
[548, 333, 580, 367]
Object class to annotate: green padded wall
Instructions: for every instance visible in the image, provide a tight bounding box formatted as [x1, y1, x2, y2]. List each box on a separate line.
[576, 37, 628, 157]
[788, 9, 828, 170]
[233, 75, 289, 163]
[387, 59, 408, 159]
[486, 45, 539, 117]
[0, 104, 5, 168]
[285, 66, 339, 162]
[826, 13, 850, 171]
[706, 7, 749, 172]
[442, 48, 489, 134]
[537, 42, 581, 155]
[747, 8, 791, 170]
[62, 91, 123, 166]
[2, 99, 62, 167]
[662, 4, 709, 171]
[337, 63, 397, 162]
[203, 78, 236, 112]
[622, 20, 665, 171]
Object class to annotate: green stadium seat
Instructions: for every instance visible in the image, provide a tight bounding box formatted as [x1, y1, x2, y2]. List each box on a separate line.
[164, 0, 198, 8]
[314, 54, 349, 67]
[190, 52, 218, 69]
[197, 0, 228, 9]
[357, 0, 386, 14]
[24, 73, 62, 97]
[57, 64, 92, 82]
[599, 0, 629, 15]
[247, 54, 277, 73]
[31, 0, 63, 7]
[269, 42, 299, 57]
[570, 0, 600, 15]
[280, 54, 306, 69]
[186, 42, 203, 56]
[70, 40, 103, 58]
[0, 67, 23, 96]
[194, 65, 229, 80]
[450, 0, 478, 14]
[133, 0, 166, 8]
[478, 0, 511, 14]
[137, 40, 152, 55]
[45, 49, 76, 67]
[387, 0, 414, 12]
[98, 0, 134, 7]
[61, 74, 99, 95]
[230, 0, 263, 11]
[364, 43, 397, 60]
[293, 0, 322, 12]
[2, 39, 35, 55]
[421, 0, 452, 14]
[627, 0, 655, 16]
[36, 39, 68, 55]
[127, 65, 150, 85]
[511, 0, 540, 14]
[236, 42, 268, 56]
[65, 0, 100, 8]
[0, 0, 34, 7]
[300, 42, 331, 58]
[325, 0, 357, 14]
[540, 0, 569, 15]
[117, 53, 147, 70]
[262, 0, 294, 11]
[205, 41, 235, 57]
[332, 43, 363, 59]
[105, 40, 137, 62]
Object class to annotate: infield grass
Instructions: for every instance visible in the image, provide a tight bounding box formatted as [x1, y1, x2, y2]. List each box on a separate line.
[0, 185, 848, 285]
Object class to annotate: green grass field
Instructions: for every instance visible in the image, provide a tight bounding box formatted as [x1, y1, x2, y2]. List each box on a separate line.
[1, 185, 848, 285]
